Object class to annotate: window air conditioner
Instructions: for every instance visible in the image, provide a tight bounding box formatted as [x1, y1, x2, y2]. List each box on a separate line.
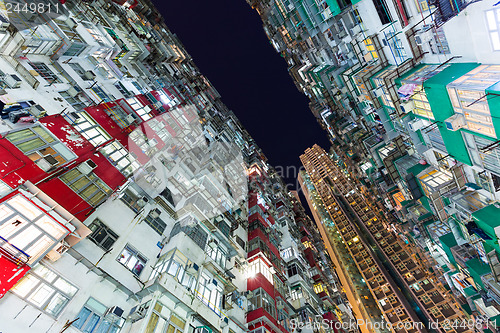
[137, 196, 149, 207]
[408, 119, 425, 131]
[5, 74, 22, 89]
[415, 30, 434, 46]
[372, 87, 384, 98]
[186, 262, 199, 274]
[150, 208, 161, 219]
[67, 87, 79, 97]
[399, 100, 415, 113]
[36, 154, 59, 172]
[105, 306, 124, 318]
[445, 114, 466, 131]
[221, 317, 229, 327]
[208, 239, 218, 249]
[128, 304, 147, 322]
[84, 71, 96, 81]
[77, 159, 98, 175]
[65, 18, 77, 29]
[125, 114, 136, 125]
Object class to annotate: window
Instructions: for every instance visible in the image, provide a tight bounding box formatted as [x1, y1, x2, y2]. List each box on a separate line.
[68, 63, 89, 80]
[6, 125, 76, 171]
[72, 111, 111, 146]
[114, 82, 132, 98]
[117, 244, 147, 276]
[30, 62, 61, 84]
[60, 168, 112, 206]
[126, 97, 154, 121]
[87, 219, 118, 251]
[170, 220, 208, 250]
[100, 141, 140, 177]
[149, 249, 194, 289]
[363, 38, 378, 60]
[11, 264, 77, 317]
[144, 302, 186, 333]
[63, 44, 87, 57]
[486, 9, 500, 51]
[247, 287, 276, 317]
[73, 298, 123, 333]
[248, 258, 274, 284]
[0, 194, 69, 265]
[372, 0, 392, 24]
[197, 272, 224, 316]
[206, 244, 227, 269]
[60, 89, 87, 111]
[91, 85, 112, 103]
[143, 210, 167, 235]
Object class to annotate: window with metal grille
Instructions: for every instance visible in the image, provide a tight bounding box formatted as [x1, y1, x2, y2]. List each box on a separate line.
[87, 219, 118, 251]
[11, 264, 78, 317]
[30, 62, 61, 84]
[144, 210, 167, 235]
[60, 168, 112, 206]
[60, 90, 86, 111]
[72, 111, 111, 146]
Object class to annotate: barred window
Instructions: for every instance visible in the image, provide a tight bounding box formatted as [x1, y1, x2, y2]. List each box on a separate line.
[60, 168, 112, 206]
[87, 219, 118, 251]
[144, 210, 167, 235]
[30, 62, 61, 84]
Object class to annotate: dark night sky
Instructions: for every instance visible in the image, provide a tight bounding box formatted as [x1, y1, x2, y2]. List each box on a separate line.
[154, 0, 330, 189]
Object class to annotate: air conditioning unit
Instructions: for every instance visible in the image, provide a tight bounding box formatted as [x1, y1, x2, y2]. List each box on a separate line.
[137, 196, 149, 207]
[65, 18, 77, 29]
[351, 24, 362, 36]
[149, 208, 161, 219]
[105, 306, 124, 318]
[220, 317, 229, 327]
[125, 114, 136, 125]
[187, 262, 199, 274]
[45, 240, 71, 261]
[206, 279, 217, 290]
[5, 74, 22, 89]
[77, 159, 98, 175]
[415, 30, 434, 46]
[408, 119, 425, 131]
[36, 154, 59, 172]
[67, 87, 79, 97]
[277, 303, 285, 310]
[445, 114, 466, 131]
[128, 304, 147, 322]
[372, 87, 384, 98]
[399, 100, 415, 113]
[28, 104, 46, 117]
[208, 239, 218, 249]
[84, 71, 96, 81]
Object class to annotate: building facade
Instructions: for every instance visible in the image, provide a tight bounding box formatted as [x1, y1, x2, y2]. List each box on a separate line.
[0, 1, 349, 333]
[249, 0, 500, 330]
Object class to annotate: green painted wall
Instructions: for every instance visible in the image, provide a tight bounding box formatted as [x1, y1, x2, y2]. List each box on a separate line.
[487, 81, 500, 139]
[325, 0, 341, 16]
[424, 63, 480, 166]
[439, 233, 458, 266]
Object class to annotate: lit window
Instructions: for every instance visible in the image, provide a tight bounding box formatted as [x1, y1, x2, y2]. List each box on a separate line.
[0, 194, 69, 265]
[486, 9, 500, 51]
[11, 264, 77, 317]
[117, 244, 147, 276]
[126, 97, 153, 120]
[100, 140, 140, 177]
[72, 111, 111, 146]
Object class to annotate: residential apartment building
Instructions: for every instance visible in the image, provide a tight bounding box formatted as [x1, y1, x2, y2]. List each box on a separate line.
[0, 1, 349, 333]
[249, 0, 500, 330]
